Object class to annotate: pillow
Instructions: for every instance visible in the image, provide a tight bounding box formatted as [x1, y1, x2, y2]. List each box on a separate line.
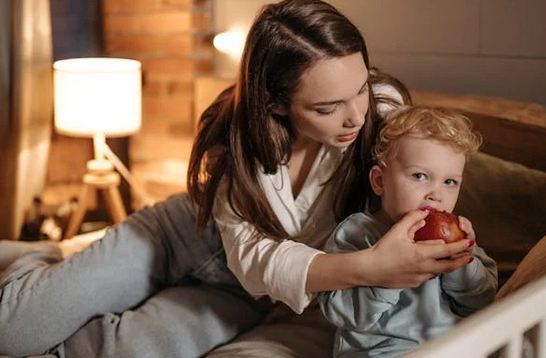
[496, 235, 546, 300]
[455, 152, 546, 287]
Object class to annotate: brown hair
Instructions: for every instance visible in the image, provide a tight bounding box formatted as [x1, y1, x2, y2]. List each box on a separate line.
[373, 105, 482, 167]
[188, 0, 410, 239]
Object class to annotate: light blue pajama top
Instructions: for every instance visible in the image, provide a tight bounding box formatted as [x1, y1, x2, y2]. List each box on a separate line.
[318, 212, 498, 358]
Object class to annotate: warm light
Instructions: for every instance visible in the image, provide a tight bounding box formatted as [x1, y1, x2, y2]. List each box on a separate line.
[53, 58, 141, 137]
[213, 29, 246, 59]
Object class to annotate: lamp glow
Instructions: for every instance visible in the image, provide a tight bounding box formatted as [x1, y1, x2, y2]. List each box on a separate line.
[213, 29, 246, 59]
[54, 58, 141, 137]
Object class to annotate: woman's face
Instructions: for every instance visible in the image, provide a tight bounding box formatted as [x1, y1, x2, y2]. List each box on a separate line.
[287, 52, 369, 149]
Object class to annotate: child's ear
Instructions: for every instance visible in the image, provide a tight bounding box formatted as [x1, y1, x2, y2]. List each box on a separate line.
[369, 165, 384, 196]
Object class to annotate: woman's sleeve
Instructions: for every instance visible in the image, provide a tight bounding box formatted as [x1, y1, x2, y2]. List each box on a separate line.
[213, 194, 323, 314]
[440, 245, 498, 317]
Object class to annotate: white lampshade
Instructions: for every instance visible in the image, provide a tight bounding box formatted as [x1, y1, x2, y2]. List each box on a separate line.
[54, 58, 142, 137]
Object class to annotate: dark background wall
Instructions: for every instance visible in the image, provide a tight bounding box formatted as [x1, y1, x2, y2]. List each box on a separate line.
[50, 0, 103, 60]
[332, 0, 546, 105]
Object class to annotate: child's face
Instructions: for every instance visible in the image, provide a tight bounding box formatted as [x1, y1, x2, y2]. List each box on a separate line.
[286, 52, 369, 149]
[370, 136, 466, 222]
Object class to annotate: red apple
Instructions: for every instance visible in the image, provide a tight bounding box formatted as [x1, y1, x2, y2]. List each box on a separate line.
[414, 209, 466, 243]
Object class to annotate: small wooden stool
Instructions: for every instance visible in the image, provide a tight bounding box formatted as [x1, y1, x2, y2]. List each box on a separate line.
[64, 160, 127, 239]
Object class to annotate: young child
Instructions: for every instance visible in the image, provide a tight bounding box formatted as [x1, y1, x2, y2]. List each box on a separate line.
[318, 105, 498, 358]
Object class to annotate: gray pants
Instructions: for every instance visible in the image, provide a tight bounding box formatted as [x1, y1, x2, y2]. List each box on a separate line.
[0, 194, 273, 358]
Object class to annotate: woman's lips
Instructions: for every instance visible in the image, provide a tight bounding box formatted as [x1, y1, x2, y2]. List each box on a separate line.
[337, 131, 359, 142]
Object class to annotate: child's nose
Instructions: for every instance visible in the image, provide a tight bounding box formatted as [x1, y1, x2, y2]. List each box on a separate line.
[425, 188, 442, 203]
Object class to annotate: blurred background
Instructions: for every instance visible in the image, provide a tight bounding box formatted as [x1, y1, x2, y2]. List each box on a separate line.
[0, 0, 544, 241]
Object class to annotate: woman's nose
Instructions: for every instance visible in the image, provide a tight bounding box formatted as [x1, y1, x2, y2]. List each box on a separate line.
[344, 101, 365, 128]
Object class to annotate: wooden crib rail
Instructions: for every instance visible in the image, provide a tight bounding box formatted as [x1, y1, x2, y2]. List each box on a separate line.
[407, 275, 546, 358]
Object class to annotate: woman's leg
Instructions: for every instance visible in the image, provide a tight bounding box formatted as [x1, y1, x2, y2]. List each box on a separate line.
[63, 285, 271, 358]
[61, 193, 272, 358]
[0, 239, 61, 271]
[0, 194, 258, 357]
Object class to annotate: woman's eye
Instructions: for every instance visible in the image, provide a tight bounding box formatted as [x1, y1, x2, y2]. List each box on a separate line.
[445, 179, 459, 186]
[316, 106, 337, 115]
[412, 173, 427, 181]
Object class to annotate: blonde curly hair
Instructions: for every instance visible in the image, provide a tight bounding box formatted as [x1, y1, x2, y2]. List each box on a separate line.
[372, 105, 482, 167]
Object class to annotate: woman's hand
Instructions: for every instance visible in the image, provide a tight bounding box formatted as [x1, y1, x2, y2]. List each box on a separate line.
[361, 210, 474, 288]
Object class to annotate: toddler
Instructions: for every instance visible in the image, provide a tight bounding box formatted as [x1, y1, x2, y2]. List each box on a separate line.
[318, 105, 498, 358]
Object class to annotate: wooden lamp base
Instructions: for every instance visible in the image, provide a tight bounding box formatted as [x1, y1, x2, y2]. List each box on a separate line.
[64, 159, 127, 239]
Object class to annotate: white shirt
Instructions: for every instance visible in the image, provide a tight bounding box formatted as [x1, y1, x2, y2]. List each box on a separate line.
[213, 84, 403, 314]
[214, 145, 343, 313]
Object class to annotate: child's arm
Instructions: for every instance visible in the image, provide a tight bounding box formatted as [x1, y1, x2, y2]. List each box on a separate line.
[440, 216, 498, 317]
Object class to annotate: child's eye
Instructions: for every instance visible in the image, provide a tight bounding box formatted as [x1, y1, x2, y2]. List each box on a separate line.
[316, 106, 337, 115]
[412, 173, 427, 181]
[445, 179, 459, 186]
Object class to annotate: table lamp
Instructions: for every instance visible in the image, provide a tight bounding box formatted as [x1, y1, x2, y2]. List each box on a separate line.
[54, 57, 151, 238]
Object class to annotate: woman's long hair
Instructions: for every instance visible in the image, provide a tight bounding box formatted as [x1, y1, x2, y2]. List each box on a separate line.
[188, 0, 410, 239]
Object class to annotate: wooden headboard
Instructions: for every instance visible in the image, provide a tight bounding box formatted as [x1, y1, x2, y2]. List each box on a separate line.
[412, 91, 546, 172]
[462, 112, 546, 172]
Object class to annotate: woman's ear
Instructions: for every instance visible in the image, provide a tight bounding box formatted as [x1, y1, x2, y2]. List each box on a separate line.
[369, 165, 384, 196]
[269, 102, 288, 117]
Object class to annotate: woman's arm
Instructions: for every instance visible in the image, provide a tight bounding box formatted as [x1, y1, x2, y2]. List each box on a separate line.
[307, 210, 474, 292]
[215, 207, 322, 314]
[217, 197, 472, 314]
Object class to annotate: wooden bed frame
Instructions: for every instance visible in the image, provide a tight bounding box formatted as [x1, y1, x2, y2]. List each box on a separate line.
[409, 275, 546, 358]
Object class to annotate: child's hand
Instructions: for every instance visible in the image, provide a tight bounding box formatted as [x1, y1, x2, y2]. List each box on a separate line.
[450, 216, 476, 259]
[458, 216, 475, 242]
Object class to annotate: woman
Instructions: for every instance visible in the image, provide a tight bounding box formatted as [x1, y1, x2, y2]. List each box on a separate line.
[0, 1, 472, 357]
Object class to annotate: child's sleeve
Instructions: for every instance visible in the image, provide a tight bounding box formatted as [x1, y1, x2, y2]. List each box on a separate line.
[318, 213, 403, 330]
[440, 245, 498, 317]
[318, 286, 403, 330]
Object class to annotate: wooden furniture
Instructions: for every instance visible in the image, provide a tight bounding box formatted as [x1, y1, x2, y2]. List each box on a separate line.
[64, 161, 126, 239]
[412, 90, 546, 171]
